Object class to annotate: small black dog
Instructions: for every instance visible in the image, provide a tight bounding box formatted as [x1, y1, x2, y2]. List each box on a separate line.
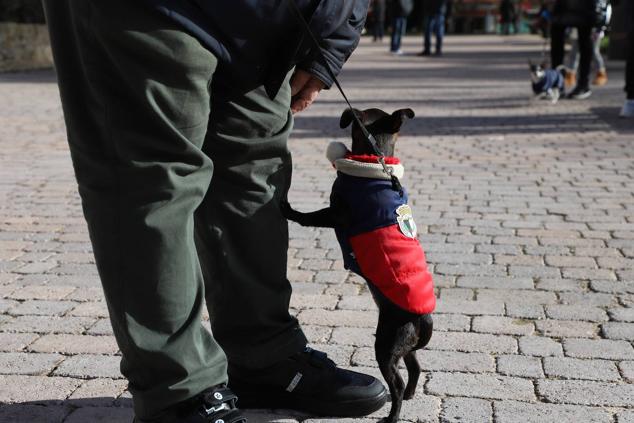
[281, 108, 435, 423]
[529, 60, 566, 103]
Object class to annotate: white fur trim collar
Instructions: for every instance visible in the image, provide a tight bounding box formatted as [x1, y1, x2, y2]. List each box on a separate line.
[326, 141, 405, 180]
[333, 158, 405, 180]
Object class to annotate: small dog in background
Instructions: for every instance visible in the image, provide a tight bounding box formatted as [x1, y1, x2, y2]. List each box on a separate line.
[281, 108, 435, 423]
[529, 60, 566, 103]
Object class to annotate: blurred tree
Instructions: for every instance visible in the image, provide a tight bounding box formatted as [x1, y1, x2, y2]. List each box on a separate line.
[0, 0, 45, 23]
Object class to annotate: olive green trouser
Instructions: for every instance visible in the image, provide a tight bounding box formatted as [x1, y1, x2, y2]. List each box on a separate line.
[42, 1, 307, 419]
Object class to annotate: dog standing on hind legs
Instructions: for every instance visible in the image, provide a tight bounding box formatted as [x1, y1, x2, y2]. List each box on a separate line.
[281, 107, 436, 423]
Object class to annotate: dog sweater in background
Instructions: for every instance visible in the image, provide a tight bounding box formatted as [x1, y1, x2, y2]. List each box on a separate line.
[327, 142, 436, 314]
[532, 68, 565, 95]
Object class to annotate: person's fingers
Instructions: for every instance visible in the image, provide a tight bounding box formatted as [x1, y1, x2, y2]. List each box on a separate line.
[290, 77, 325, 114]
[290, 69, 312, 96]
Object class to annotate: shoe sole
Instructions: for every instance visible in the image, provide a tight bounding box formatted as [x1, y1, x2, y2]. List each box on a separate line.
[568, 91, 591, 100]
[235, 387, 388, 417]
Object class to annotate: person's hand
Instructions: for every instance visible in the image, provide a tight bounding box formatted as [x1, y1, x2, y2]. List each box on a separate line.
[290, 69, 325, 114]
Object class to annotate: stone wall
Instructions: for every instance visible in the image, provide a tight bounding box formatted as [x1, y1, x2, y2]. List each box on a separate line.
[0, 1, 51, 72]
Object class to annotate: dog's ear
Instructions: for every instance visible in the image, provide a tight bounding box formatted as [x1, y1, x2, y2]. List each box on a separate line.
[391, 108, 415, 131]
[340, 108, 364, 129]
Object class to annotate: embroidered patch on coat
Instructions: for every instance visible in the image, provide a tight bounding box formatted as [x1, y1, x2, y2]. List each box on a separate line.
[396, 204, 417, 238]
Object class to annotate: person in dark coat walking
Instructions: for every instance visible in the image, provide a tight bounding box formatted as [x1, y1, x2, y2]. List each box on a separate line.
[551, 0, 601, 99]
[500, 0, 518, 34]
[41, 1, 389, 422]
[621, 0, 634, 116]
[390, 0, 415, 53]
[420, 0, 447, 55]
[371, 0, 387, 41]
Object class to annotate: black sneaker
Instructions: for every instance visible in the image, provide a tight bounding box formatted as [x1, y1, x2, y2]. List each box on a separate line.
[417, 50, 431, 56]
[134, 385, 247, 423]
[228, 347, 387, 417]
[566, 86, 592, 100]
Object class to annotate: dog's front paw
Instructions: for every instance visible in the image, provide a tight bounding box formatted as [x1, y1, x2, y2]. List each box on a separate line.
[378, 417, 397, 423]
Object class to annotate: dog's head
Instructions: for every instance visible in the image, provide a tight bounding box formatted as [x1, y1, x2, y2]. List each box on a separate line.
[529, 60, 546, 84]
[339, 108, 415, 157]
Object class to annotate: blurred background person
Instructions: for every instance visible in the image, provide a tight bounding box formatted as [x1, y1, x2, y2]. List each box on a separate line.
[390, 0, 415, 54]
[371, 0, 387, 42]
[550, 0, 601, 99]
[420, 0, 447, 55]
[621, 0, 634, 117]
[500, 0, 518, 34]
[564, 0, 611, 88]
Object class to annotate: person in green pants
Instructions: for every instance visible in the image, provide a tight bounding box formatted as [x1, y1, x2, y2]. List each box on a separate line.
[41, 1, 387, 422]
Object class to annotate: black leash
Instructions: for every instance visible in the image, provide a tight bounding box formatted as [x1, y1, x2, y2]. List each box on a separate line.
[285, 0, 403, 196]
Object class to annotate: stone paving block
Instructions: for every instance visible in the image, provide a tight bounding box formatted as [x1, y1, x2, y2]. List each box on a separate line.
[592, 281, 634, 294]
[336, 295, 374, 311]
[456, 276, 533, 290]
[330, 327, 374, 347]
[28, 334, 119, 355]
[433, 314, 471, 332]
[543, 357, 621, 381]
[15, 260, 59, 274]
[0, 375, 81, 403]
[0, 299, 18, 313]
[8, 285, 76, 301]
[301, 325, 332, 344]
[0, 352, 63, 376]
[518, 336, 563, 357]
[505, 303, 544, 319]
[476, 288, 557, 305]
[608, 308, 634, 322]
[298, 309, 376, 328]
[601, 322, 634, 341]
[427, 373, 535, 401]
[7, 300, 76, 316]
[494, 400, 613, 423]
[68, 301, 109, 317]
[536, 278, 585, 292]
[0, 315, 96, 334]
[537, 379, 634, 407]
[472, 316, 535, 336]
[618, 411, 634, 423]
[64, 407, 133, 423]
[53, 354, 122, 379]
[497, 355, 543, 378]
[87, 318, 113, 335]
[428, 332, 517, 354]
[0, 333, 39, 352]
[621, 361, 634, 381]
[545, 256, 597, 268]
[290, 294, 339, 310]
[558, 292, 616, 307]
[435, 298, 505, 316]
[398, 393, 441, 423]
[68, 379, 129, 406]
[439, 287, 474, 301]
[562, 268, 616, 281]
[441, 397, 492, 423]
[544, 305, 608, 322]
[0, 404, 71, 423]
[563, 338, 634, 360]
[535, 320, 598, 338]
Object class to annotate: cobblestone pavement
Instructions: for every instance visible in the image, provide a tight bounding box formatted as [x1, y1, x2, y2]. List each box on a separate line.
[0, 35, 633, 422]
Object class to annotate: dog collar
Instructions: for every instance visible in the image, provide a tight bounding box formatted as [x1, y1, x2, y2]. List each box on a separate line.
[334, 156, 405, 180]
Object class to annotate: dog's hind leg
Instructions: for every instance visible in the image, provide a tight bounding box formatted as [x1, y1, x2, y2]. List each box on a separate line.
[375, 318, 416, 423]
[404, 314, 433, 400]
[376, 347, 405, 423]
[403, 351, 420, 400]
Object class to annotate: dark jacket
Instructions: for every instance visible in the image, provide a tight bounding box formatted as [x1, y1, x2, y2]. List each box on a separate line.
[144, 0, 369, 97]
[552, 0, 599, 26]
[392, 0, 415, 17]
[422, 0, 446, 16]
